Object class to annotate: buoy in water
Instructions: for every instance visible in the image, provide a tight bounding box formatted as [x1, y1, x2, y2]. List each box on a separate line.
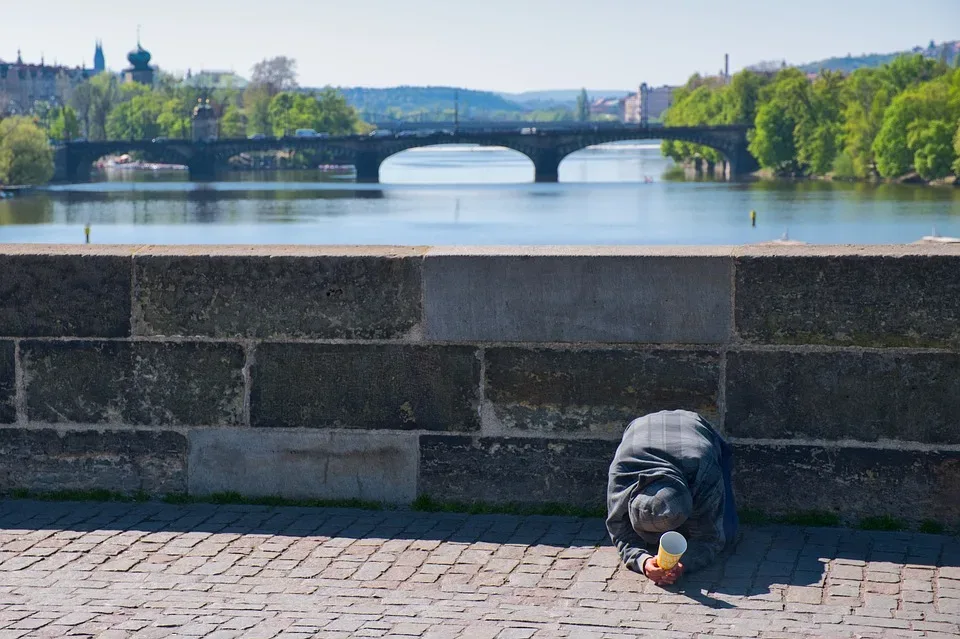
[750, 210, 756, 227]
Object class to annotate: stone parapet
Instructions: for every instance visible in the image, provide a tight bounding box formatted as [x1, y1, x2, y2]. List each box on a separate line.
[1, 244, 958, 526]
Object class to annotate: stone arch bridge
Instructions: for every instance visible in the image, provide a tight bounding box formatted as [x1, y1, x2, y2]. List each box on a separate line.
[54, 125, 757, 183]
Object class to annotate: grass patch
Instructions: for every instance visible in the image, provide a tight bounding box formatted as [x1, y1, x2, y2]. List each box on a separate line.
[738, 509, 770, 525]
[919, 520, 946, 535]
[4, 489, 150, 503]
[859, 515, 906, 532]
[777, 511, 842, 528]
[411, 494, 605, 519]
[737, 510, 841, 528]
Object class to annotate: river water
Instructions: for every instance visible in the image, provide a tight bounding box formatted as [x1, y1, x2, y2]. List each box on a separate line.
[2, 143, 959, 245]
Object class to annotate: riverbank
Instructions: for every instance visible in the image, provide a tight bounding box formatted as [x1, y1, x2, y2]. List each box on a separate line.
[752, 166, 960, 187]
[0, 185, 36, 198]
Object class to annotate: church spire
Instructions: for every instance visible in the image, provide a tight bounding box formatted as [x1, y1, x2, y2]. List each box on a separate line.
[94, 39, 105, 73]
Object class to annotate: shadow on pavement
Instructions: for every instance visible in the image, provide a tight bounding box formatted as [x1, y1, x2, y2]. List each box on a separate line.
[2, 500, 957, 599]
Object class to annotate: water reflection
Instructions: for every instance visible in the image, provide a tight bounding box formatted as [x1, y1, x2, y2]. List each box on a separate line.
[1, 144, 958, 245]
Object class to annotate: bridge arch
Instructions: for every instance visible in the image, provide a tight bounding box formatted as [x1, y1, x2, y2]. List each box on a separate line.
[378, 142, 534, 184]
[558, 140, 667, 182]
[57, 141, 194, 182]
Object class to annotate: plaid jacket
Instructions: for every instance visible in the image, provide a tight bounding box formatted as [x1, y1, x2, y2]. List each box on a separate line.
[606, 410, 738, 574]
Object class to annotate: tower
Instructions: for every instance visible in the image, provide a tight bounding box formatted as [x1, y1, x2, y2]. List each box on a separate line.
[122, 33, 155, 85]
[639, 83, 649, 127]
[93, 40, 105, 74]
[192, 96, 218, 142]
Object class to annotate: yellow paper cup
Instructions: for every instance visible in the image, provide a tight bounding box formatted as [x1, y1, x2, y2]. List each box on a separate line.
[657, 531, 687, 570]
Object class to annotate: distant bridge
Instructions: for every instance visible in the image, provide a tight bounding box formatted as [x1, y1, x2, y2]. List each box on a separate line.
[54, 124, 757, 183]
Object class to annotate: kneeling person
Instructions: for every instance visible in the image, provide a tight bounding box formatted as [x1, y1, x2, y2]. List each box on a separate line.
[606, 410, 738, 585]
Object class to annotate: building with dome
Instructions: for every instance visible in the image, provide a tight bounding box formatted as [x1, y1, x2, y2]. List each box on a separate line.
[123, 39, 155, 85]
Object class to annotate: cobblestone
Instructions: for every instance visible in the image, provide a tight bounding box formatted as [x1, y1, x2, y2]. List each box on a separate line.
[0, 501, 957, 638]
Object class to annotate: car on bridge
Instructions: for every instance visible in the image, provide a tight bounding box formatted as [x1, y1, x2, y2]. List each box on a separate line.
[369, 129, 394, 137]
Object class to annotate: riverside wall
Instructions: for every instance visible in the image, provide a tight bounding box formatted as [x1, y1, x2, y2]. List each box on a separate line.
[1, 244, 958, 526]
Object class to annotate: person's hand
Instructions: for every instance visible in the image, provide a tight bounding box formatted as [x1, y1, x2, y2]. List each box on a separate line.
[642, 557, 684, 586]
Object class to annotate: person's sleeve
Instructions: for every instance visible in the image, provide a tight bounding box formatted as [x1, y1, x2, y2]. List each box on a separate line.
[681, 471, 726, 573]
[611, 521, 654, 574]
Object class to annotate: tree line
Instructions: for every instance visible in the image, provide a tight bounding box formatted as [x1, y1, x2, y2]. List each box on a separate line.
[0, 57, 371, 185]
[663, 54, 960, 181]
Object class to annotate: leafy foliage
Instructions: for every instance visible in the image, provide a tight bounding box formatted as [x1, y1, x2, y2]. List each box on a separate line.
[664, 54, 960, 181]
[0, 116, 54, 185]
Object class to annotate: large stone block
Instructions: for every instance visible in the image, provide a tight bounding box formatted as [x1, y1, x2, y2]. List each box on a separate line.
[0, 250, 132, 337]
[733, 443, 960, 524]
[0, 427, 187, 494]
[0, 341, 13, 424]
[251, 344, 480, 431]
[418, 435, 617, 507]
[188, 429, 417, 503]
[22, 341, 245, 426]
[735, 251, 960, 347]
[132, 247, 423, 339]
[484, 347, 720, 436]
[423, 249, 732, 343]
[726, 350, 960, 444]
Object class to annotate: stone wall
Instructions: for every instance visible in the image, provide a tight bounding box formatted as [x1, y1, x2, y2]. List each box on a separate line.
[1, 245, 958, 527]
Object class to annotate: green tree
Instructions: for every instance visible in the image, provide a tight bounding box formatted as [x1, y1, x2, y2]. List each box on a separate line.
[156, 98, 193, 139]
[86, 73, 121, 140]
[748, 101, 797, 171]
[243, 85, 272, 136]
[314, 88, 362, 134]
[268, 92, 298, 137]
[219, 104, 246, 138]
[910, 119, 955, 180]
[718, 70, 768, 124]
[953, 120, 960, 175]
[873, 74, 959, 178]
[884, 54, 943, 93]
[48, 106, 81, 142]
[107, 91, 164, 140]
[576, 88, 590, 122]
[840, 68, 893, 177]
[0, 116, 54, 185]
[794, 70, 845, 174]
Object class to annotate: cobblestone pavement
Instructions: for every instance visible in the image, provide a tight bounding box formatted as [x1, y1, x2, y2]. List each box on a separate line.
[0, 502, 958, 638]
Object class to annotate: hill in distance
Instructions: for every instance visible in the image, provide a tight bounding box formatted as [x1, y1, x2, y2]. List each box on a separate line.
[499, 89, 631, 108]
[792, 39, 960, 74]
[336, 86, 524, 118]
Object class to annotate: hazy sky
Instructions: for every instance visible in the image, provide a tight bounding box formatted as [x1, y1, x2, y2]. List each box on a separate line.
[2, 0, 956, 92]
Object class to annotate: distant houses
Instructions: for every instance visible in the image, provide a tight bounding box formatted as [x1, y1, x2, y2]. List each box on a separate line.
[588, 84, 676, 123]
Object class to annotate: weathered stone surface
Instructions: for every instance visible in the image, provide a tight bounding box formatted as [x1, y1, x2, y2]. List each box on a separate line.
[188, 429, 418, 503]
[726, 350, 960, 443]
[484, 347, 720, 435]
[733, 443, 960, 524]
[735, 254, 960, 347]
[418, 435, 616, 507]
[133, 249, 422, 338]
[0, 427, 187, 494]
[0, 253, 131, 337]
[423, 251, 732, 343]
[22, 341, 245, 426]
[0, 341, 13, 424]
[251, 344, 480, 430]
